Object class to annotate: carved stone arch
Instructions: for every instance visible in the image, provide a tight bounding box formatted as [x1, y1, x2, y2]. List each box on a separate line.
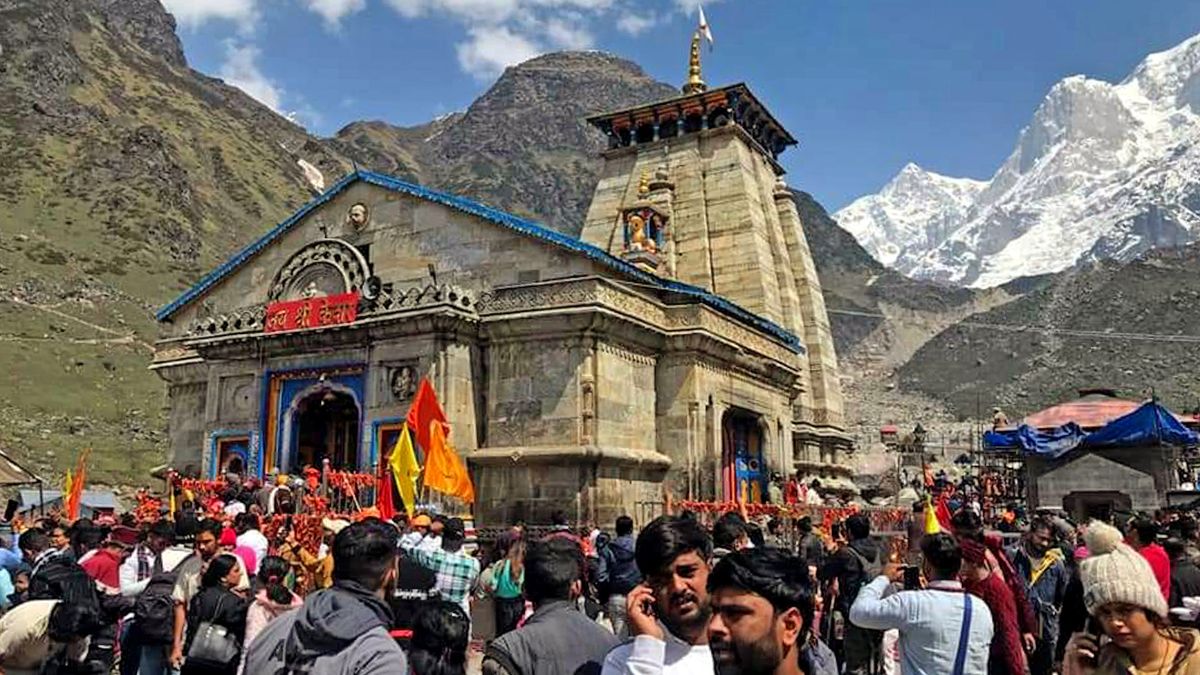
[269, 238, 370, 301]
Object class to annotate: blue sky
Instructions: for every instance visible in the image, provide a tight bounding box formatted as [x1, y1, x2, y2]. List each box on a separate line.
[165, 0, 1200, 211]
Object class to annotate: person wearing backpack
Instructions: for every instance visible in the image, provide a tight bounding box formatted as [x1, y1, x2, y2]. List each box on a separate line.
[595, 515, 640, 639]
[121, 520, 193, 675]
[819, 514, 883, 675]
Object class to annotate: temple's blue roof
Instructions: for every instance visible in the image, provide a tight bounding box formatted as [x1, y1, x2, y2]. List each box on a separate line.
[156, 170, 804, 353]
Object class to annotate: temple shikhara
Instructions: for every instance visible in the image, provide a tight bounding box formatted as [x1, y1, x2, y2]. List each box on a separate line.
[151, 35, 853, 525]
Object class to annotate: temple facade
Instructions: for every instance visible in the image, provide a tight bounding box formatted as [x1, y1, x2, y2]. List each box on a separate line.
[151, 48, 854, 525]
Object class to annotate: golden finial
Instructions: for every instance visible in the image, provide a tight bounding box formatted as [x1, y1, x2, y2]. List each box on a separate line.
[637, 170, 651, 197]
[682, 30, 706, 95]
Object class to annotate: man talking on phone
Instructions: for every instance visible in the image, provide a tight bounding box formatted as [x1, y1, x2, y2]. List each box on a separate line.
[602, 515, 717, 675]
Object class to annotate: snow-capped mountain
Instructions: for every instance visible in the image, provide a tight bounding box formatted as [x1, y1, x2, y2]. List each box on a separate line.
[835, 33, 1200, 287]
[836, 163, 986, 269]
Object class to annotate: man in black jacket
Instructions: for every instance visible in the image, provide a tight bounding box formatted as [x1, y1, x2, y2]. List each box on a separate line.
[596, 515, 640, 639]
[818, 514, 881, 675]
[1167, 537, 1200, 627]
[484, 538, 619, 675]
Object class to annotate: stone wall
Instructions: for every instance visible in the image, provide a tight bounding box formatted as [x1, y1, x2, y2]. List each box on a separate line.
[1029, 448, 1172, 512]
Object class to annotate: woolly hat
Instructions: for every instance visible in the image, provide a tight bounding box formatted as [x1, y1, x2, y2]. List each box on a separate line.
[1079, 520, 1168, 618]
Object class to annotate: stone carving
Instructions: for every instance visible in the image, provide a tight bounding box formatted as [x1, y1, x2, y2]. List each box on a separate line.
[479, 278, 799, 367]
[188, 304, 266, 337]
[389, 363, 418, 401]
[269, 238, 369, 302]
[346, 203, 369, 230]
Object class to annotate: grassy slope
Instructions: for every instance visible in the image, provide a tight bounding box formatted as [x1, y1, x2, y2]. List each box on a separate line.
[0, 12, 345, 484]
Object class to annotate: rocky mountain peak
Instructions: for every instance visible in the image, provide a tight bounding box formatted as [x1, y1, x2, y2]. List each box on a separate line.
[92, 0, 186, 67]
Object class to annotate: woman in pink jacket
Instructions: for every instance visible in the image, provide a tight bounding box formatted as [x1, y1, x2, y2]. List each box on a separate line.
[240, 556, 302, 674]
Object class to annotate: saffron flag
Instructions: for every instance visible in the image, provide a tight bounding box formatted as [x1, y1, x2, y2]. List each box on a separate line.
[697, 5, 714, 48]
[923, 494, 941, 535]
[423, 421, 475, 505]
[65, 448, 90, 520]
[62, 469, 73, 513]
[935, 494, 954, 532]
[406, 378, 447, 453]
[389, 423, 422, 517]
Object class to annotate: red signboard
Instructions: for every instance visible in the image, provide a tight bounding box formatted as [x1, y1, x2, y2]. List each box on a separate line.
[264, 292, 360, 333]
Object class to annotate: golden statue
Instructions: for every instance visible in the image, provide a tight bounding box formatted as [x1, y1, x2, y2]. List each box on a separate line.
[628, 213, 657, 253]
[637, 170, 650, 197]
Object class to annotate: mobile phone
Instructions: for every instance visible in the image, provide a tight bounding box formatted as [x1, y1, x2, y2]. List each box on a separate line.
[903, 565, 920, 590]
[640, 597, 656, 618]
[3, 499, 16, 522]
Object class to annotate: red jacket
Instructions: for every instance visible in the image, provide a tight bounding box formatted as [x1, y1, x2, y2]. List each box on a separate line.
[80, 548, 121, 591]
[784, 480, 800, 505]
[964, 572, 1027, 675]
[1139, 543, 1172, 601]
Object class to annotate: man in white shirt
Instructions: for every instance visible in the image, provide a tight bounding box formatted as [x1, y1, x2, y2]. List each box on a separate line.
[0, 599, 93, 675]
[234, 512, 269, 573]
[602, 516, 715, 675]
[849, 533, 994, 675]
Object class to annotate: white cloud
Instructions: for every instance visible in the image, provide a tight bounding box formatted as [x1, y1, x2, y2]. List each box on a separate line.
[455, 25, 541, 80]
[615, 12, 656, 36]
[542, 16, 594, 49]
[301, 0, 368, 27]
[162, 0, 260, 29]
[219, 41, 283, 111]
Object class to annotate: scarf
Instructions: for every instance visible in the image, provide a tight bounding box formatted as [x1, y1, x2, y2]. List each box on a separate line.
[1028, 547, 1064, 586]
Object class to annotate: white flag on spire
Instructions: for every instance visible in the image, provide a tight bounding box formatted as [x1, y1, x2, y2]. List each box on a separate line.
[698, 5, 714, 49]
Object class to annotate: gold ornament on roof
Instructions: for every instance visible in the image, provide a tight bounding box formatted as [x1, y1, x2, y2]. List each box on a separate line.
[682, 31, 706, 95]
[637, 170, 650, 197]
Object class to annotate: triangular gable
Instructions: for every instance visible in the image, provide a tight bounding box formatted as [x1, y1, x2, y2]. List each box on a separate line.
[1036, 452, 1154, 491]
[155, 170, 803, 353]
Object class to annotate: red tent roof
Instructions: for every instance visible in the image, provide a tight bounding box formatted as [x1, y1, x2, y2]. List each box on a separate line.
[1020, 390, 1179, 430]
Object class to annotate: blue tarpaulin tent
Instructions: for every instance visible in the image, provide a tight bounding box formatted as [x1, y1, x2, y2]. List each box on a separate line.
[983, 401, 1199, 459]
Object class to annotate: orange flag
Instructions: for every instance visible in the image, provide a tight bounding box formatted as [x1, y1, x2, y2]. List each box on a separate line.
[422, 421, 475, 505]
[406, 378, 447, 453]
[66, 448, 90, 520]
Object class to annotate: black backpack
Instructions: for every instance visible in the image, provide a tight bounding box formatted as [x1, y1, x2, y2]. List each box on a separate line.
[135, 556, 192, 644]
[30, 556, 101, 618]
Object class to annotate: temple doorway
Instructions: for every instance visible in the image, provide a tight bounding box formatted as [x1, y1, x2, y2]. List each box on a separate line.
[290, 389, 360, 471]
[722, 409, 766, 503]
[1063, 490, 1131, 523]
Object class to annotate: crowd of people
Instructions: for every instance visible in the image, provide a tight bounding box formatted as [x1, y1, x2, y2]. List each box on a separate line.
[3, 485, 1200, 675]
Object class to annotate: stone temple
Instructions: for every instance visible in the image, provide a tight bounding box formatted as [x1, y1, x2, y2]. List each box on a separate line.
[151, 47, 854, 525]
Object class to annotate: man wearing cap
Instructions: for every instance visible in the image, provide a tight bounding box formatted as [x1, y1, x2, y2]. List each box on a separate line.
[400, 517, 479, 616]
[400, 514, 433, 549]
[80, 529, 134, 594]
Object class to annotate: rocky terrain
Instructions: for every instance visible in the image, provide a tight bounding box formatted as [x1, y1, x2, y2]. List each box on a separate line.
[900, 244, 1200, 420]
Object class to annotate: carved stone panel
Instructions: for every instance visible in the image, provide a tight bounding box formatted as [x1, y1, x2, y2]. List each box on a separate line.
[217, 374, 256, 422]
[383, 361, 419, 402]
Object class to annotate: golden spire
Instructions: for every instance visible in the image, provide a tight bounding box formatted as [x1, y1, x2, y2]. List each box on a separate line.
[682, 30, 706, 95]
[637, 170, 651, 197]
